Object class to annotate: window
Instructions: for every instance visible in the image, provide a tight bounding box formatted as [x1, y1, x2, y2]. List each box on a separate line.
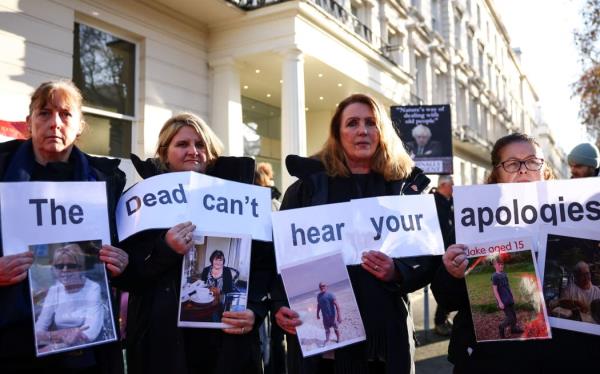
[387, 27, 405, 66]
[454, 15, 462, 49]
[478, 44, 484, 77]
[415, 55, 428, 101]
[431, 0, 441, 33]
[467, 32, 474, 66]
[73, 23, 136, 158]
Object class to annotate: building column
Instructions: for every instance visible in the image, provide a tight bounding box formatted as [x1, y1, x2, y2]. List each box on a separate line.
[280, 47, 307, 189]
[210, 58, 243, 156]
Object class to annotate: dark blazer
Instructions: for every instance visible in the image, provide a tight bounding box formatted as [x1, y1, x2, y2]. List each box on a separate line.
[120, 154, 274, 374]
[272, 155, 437, 374]
[406, 140, 443, 157]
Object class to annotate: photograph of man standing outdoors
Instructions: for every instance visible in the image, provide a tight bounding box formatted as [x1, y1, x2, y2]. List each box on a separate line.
[317, 282, 342, 346]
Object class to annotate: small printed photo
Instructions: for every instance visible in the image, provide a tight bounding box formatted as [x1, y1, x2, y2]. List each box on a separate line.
[391, 104, 453, 174]
[178, 232, 251, 328]
[465, 249, 551, 342]
[28, 240, 116, 357]
[540, 229, 600, 336]
[280, 251, 366, 357]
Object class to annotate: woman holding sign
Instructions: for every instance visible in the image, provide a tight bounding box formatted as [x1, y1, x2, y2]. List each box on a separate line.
[432, 133, 599, 373]
[0, 80, 128, 372]
[272, 93, 436, 374]
[120, 113, 273, 374]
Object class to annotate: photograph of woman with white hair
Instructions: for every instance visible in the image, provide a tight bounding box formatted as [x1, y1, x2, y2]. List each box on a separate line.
[32, 241, 114, 355]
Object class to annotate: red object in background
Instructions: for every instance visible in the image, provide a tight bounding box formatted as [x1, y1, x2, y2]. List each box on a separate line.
[499, 252, 511, 263]
[0, 120, 27, 140]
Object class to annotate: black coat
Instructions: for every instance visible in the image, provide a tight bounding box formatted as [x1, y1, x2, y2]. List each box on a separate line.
[120, 154, 275, 374]
[0, 139, 126, 373]
[272, 155, 438, 374]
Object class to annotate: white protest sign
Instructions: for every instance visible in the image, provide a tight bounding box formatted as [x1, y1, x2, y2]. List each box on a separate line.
[188, 172, 272, 242]
[0, 182, 110, 255]
[271, 202, 353, 269]
[117, 171, 273, 242]
[116, 172, 192, 241]
[352, 194, 444, 258]
[454, 178, 600, 246]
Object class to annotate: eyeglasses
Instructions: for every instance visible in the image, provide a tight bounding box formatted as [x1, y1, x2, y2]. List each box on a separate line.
[495, 158, 544, 173]
[53, 263, 79, 270]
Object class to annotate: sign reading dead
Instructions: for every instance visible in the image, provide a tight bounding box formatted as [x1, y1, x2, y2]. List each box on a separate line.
[116, 172, 272, 242]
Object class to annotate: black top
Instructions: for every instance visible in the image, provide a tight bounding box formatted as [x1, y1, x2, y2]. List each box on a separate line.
[273, 155, 437, 374]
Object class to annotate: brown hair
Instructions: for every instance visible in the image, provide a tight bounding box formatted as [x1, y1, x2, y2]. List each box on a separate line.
[155, 113, 223, 171]
[27, 80, 86, 137]
[486, 133, 554, 184]
[316, 94, 413, 180]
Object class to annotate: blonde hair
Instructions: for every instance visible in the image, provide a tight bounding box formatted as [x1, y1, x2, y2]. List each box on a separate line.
[155, 113, 223, 171]
[53, 243, 85, 269]
[28, 80, 86, 138]
[317, 94, 414, 180]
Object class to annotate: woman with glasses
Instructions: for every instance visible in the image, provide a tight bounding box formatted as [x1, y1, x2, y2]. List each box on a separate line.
[35, 243, 104, 349]
[431, 133, 600, 373]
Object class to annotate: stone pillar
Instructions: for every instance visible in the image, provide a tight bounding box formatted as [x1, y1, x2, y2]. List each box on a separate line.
[210, 58, 243, 156]
[280, 47, 307, 189]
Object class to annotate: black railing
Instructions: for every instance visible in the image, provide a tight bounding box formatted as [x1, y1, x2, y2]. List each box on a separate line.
[226, 0, 288, 10]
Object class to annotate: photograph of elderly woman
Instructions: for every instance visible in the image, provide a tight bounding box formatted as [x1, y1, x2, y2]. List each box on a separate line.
[28, 240, 116, 356]
[178, 233, 251, 328]
[542, 232, 600, 335]
[465, 249, 551, 342]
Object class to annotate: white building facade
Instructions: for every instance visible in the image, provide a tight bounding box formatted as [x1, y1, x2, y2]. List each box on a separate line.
[0, 0, 566, 187]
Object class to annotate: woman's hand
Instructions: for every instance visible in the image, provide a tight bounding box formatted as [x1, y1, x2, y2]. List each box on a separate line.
[222, 310, 255, 335]
[361, 251, 399, 282]
[99, 245, 129, 277]
[443, 244, 468, 279]
[275, 306, 302, 335]
[165, 222, 196, 255]
[0, 252, 33, 286]
[57, 326, 89, 345]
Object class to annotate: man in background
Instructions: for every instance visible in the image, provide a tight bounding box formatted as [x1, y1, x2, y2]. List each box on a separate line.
[567, 142, 599, 178]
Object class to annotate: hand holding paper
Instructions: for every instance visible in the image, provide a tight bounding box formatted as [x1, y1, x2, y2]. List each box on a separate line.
[222, 310, 255, 335]
[165, 221, 196, 255]
[275, 306, 302, 335]
[99, 245, 129, 277]
[443, 244, 468, 279]
[0, 252, 33, 286]
[360, 251, 398, 282]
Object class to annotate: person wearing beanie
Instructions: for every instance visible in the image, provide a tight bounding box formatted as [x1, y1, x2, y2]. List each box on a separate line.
[567, 142, 600, 178]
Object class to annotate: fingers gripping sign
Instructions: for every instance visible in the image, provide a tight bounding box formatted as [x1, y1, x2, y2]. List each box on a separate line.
[0, 252, 34, 286]
[360, 250, 399, 282]
[165, 221, 196, 255]
[443, 244, 469, 279]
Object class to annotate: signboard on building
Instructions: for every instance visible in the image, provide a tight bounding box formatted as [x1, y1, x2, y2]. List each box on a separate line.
[391, 105, 453, 174]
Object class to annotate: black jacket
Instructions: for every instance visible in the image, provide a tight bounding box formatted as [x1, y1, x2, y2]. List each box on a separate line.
[273, 155, 437, 374]
[0, 139, 126, 373]
[120, 154, 275, 374]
